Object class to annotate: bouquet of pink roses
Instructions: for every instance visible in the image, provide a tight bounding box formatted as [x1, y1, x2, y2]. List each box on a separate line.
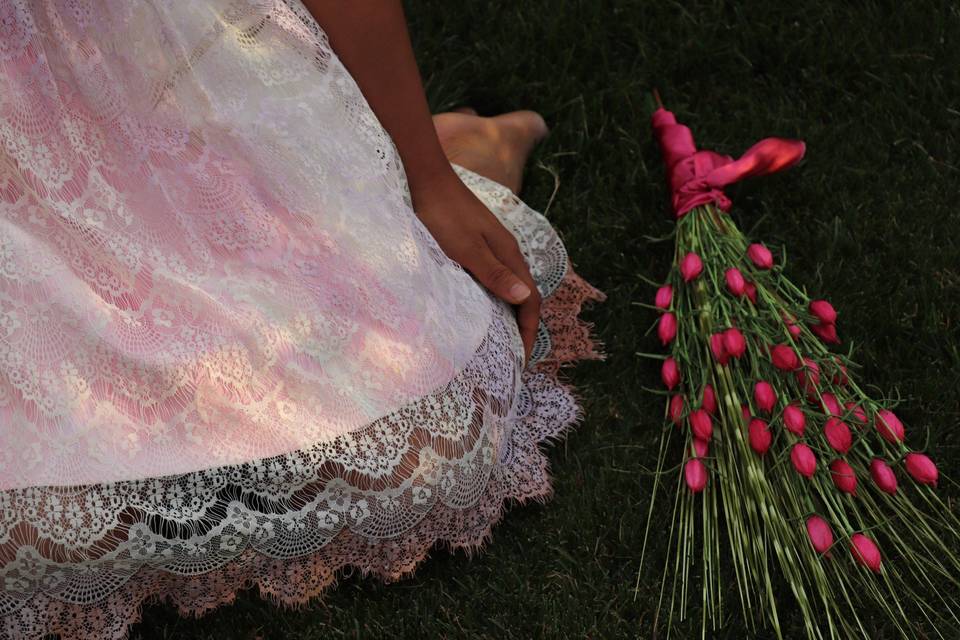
[640, 97, 960, 639]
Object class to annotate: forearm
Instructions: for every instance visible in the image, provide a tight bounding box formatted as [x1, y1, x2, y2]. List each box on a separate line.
[303, 2, 456, 203]
[301, 2, 540, 357]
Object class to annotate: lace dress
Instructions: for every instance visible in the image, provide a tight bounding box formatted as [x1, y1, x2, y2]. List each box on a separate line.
[0, 1, 605, 638]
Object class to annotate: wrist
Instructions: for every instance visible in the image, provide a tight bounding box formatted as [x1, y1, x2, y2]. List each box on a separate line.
[407, 162, 463, 209]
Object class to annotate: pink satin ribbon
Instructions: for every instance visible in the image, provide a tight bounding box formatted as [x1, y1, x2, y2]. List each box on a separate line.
[652, 107, 806, 218]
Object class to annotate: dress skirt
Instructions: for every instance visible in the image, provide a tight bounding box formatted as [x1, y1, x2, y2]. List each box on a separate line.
[0, 1, 605, 637]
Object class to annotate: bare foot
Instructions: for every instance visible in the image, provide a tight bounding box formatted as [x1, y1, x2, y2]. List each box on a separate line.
[432, 109, 549, 194]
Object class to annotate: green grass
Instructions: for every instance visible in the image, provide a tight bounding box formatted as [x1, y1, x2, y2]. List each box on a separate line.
[135, 1, 960, 637]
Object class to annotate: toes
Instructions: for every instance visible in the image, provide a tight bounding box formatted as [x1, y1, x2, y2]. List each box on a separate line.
[518, 110, 549, 141]
[493, 111, 549, 146]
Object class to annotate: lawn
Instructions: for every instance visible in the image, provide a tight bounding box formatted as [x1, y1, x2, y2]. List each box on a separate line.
[135, 1, 960, 637]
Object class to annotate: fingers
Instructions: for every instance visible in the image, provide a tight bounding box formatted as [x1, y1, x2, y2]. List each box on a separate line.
[483, 231, 541, 364]
[514, 290, 540, 364]
[472, 244, 532, 306]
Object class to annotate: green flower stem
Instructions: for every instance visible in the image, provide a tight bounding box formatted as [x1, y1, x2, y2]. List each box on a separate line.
[642, 204, 960, 639]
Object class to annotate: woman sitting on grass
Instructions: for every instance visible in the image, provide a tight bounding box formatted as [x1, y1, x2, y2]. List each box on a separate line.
[0, 2, 603, 637]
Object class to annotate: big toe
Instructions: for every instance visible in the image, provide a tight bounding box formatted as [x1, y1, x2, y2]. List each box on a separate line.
[494, 110, 549, 145]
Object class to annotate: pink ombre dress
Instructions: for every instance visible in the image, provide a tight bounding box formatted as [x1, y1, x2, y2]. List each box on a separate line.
[0, 1, 604, 638]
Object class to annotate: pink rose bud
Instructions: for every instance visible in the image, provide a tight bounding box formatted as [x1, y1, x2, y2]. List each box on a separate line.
[753, 381, 777, 413]
[821, 392, 841, 417]
[844, 402, 867, 425]
[783, 313, 802, 338]
[748, 418, 772, 456]
[741, 404, 751, 425]
[655, 284, 673, 309]
[658, 312, 677, 345]
[661, 357, 680, 390]
[771, 344, 800, 371]
[829, 459, 858, 495]
[680, 252, 703, 282]
[710, 333, 730, 365]
[796, 358, 821, 399]
[904, 452, 938, 487]
[783, 403, 806, 436]
[869, 458, 898, 494]
[824, 418, 852, 454]
[791, 443, 817, 478]
[832, 358, 848, 386]
[806, 515, 834, 555]
[809, 299, 837, 325]
[685, 458, 708, 493]
[875, 410, 905, 444]
[747, 243, 774, 269]
[702, 384, 717, 415]
[689, 409, 713, 441]
[744, 281, 758, 304]
[722, 327, 747, 359]
[725, 268, 746, 296]
[669, 394, 685, 426]
[691, 438, 710, 458]
[811, 322, 841, 344]
[850, 533, 882, 573]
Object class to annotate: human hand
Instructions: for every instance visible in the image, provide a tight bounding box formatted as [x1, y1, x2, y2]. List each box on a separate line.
[412, 173, 540, 364]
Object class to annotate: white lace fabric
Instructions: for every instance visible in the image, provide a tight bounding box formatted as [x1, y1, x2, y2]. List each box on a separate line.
[0, 2, 606, 638]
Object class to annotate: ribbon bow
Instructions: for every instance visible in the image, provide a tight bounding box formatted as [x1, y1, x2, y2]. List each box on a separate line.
[651, 107, 806, 218]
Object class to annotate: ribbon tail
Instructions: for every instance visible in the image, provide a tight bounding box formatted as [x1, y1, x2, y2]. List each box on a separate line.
[704, 137, 806, 189]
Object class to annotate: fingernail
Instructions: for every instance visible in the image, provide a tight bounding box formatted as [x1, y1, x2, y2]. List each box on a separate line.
[510, 282, 531, 301]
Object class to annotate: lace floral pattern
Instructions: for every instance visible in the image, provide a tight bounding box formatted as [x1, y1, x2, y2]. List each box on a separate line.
[1, 0, 499, 488]
[0, 1, 606, 638]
